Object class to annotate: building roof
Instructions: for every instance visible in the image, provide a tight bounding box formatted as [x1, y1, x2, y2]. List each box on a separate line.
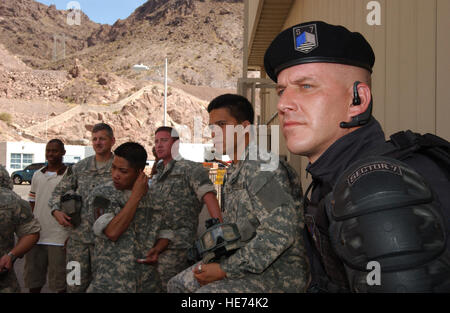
[248, 0, 294, 71]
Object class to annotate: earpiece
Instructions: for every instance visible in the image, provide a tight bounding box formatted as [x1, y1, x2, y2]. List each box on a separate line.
[352, 81, 361, 106]
[340, 81, 372, 128]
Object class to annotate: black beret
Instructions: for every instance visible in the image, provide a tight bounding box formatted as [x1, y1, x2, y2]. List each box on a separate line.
[264, 21, 375, 82]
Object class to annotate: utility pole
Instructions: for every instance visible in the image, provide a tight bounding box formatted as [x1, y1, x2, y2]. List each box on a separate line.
[164, 57, 168, 126]
[132, 58, 168, 126]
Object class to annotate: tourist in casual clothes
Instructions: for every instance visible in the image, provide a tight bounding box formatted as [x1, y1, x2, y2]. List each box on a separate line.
[24, 139, 71, 293]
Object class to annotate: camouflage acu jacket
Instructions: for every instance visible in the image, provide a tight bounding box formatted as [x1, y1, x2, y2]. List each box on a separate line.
[49, 155, 113, 244]
[86, 181, 173, 293]
[0, 165, 40, 293]
[149, 158, 216, 250]
[218, 144, 310, 292]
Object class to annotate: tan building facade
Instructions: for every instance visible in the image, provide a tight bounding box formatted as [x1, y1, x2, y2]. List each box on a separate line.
[241, 0, 450, 187]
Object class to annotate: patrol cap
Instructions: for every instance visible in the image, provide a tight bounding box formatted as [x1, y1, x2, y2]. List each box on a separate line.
[0, 164, 13, 190]
[264, 21, 375, 82]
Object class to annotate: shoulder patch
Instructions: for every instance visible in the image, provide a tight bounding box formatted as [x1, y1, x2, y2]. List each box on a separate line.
[93, 196, 111, 220]
[248, 172, 292, 211]
[347, 161, 402, 186]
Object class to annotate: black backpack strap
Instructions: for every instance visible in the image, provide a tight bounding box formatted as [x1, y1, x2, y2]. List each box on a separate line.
[389, 130, 450, 154]
[390, 130, 415, 148]
[383, 130, 421, 159]
[385, 131, 450, 180]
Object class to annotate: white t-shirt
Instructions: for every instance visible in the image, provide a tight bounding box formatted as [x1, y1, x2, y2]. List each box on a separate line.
[29, 167, 69, 246]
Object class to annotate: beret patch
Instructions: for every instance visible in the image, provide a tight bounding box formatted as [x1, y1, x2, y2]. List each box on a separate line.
[293, 23, 319, 53]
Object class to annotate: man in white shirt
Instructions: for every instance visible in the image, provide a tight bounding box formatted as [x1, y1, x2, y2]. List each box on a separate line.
[24, 139, 70, 293]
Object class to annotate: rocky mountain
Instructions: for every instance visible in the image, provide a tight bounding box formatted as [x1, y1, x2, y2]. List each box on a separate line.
[0, 0, 102, 68]
[0, 43, 30, 71]
[0, 0, 244, 88]
[0, 0, 242, 151]
[29, 83, 211, 154]
[0, 42, 136, 104]
[0, 43, 222, 151]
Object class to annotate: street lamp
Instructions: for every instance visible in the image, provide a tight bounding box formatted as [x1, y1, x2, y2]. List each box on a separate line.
[132, 58, 168, 126]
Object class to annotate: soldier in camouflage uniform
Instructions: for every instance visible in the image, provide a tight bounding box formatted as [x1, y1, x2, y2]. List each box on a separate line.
[86, 142, 174, 293]
[150, 126, 222, 291]
[168, 94, 310, 293]
[0, 165, 41, 293]
[49, 123, 115, 292]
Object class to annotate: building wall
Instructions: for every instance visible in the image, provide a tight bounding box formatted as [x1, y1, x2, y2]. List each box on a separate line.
[436, 0, 450, 138]
[254, 0, 449, 188]
[0, 142, 6, 167]
[281, 0, 449, 140]
[0, 142, 94, 175]
[5, 142, 45, 172]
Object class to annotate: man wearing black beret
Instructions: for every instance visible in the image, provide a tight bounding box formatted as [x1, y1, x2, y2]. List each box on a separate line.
[265, 21, 450, 293]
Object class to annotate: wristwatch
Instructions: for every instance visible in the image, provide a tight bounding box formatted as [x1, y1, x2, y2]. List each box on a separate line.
[7, 252, 17, 264]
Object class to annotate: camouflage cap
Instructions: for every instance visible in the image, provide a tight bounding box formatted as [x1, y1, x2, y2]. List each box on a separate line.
[0, 164, 13, 190]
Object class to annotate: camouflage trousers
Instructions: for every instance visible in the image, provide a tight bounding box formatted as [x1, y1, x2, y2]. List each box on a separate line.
[0, 269, 20, 293]
[167, 262, 275, 293]
[157, 249, 190, 292]
[87, 263, 163, 293]
[66, 238, 95, 293]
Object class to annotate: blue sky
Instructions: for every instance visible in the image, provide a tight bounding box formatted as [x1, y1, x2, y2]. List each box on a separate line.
[36, 0, 148, 25]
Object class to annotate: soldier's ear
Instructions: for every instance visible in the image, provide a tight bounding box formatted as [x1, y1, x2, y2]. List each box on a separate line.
[348, 82, 371, 119]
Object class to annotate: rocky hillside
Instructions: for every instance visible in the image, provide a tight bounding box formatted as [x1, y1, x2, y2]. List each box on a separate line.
[0, 0, 102, 68]
[0, 44, 218, 152]
[0, 43, 136, 104]
[0, 0, 244, 88]
[29, 83, 211, 153]
[0, 0, 241, 150]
